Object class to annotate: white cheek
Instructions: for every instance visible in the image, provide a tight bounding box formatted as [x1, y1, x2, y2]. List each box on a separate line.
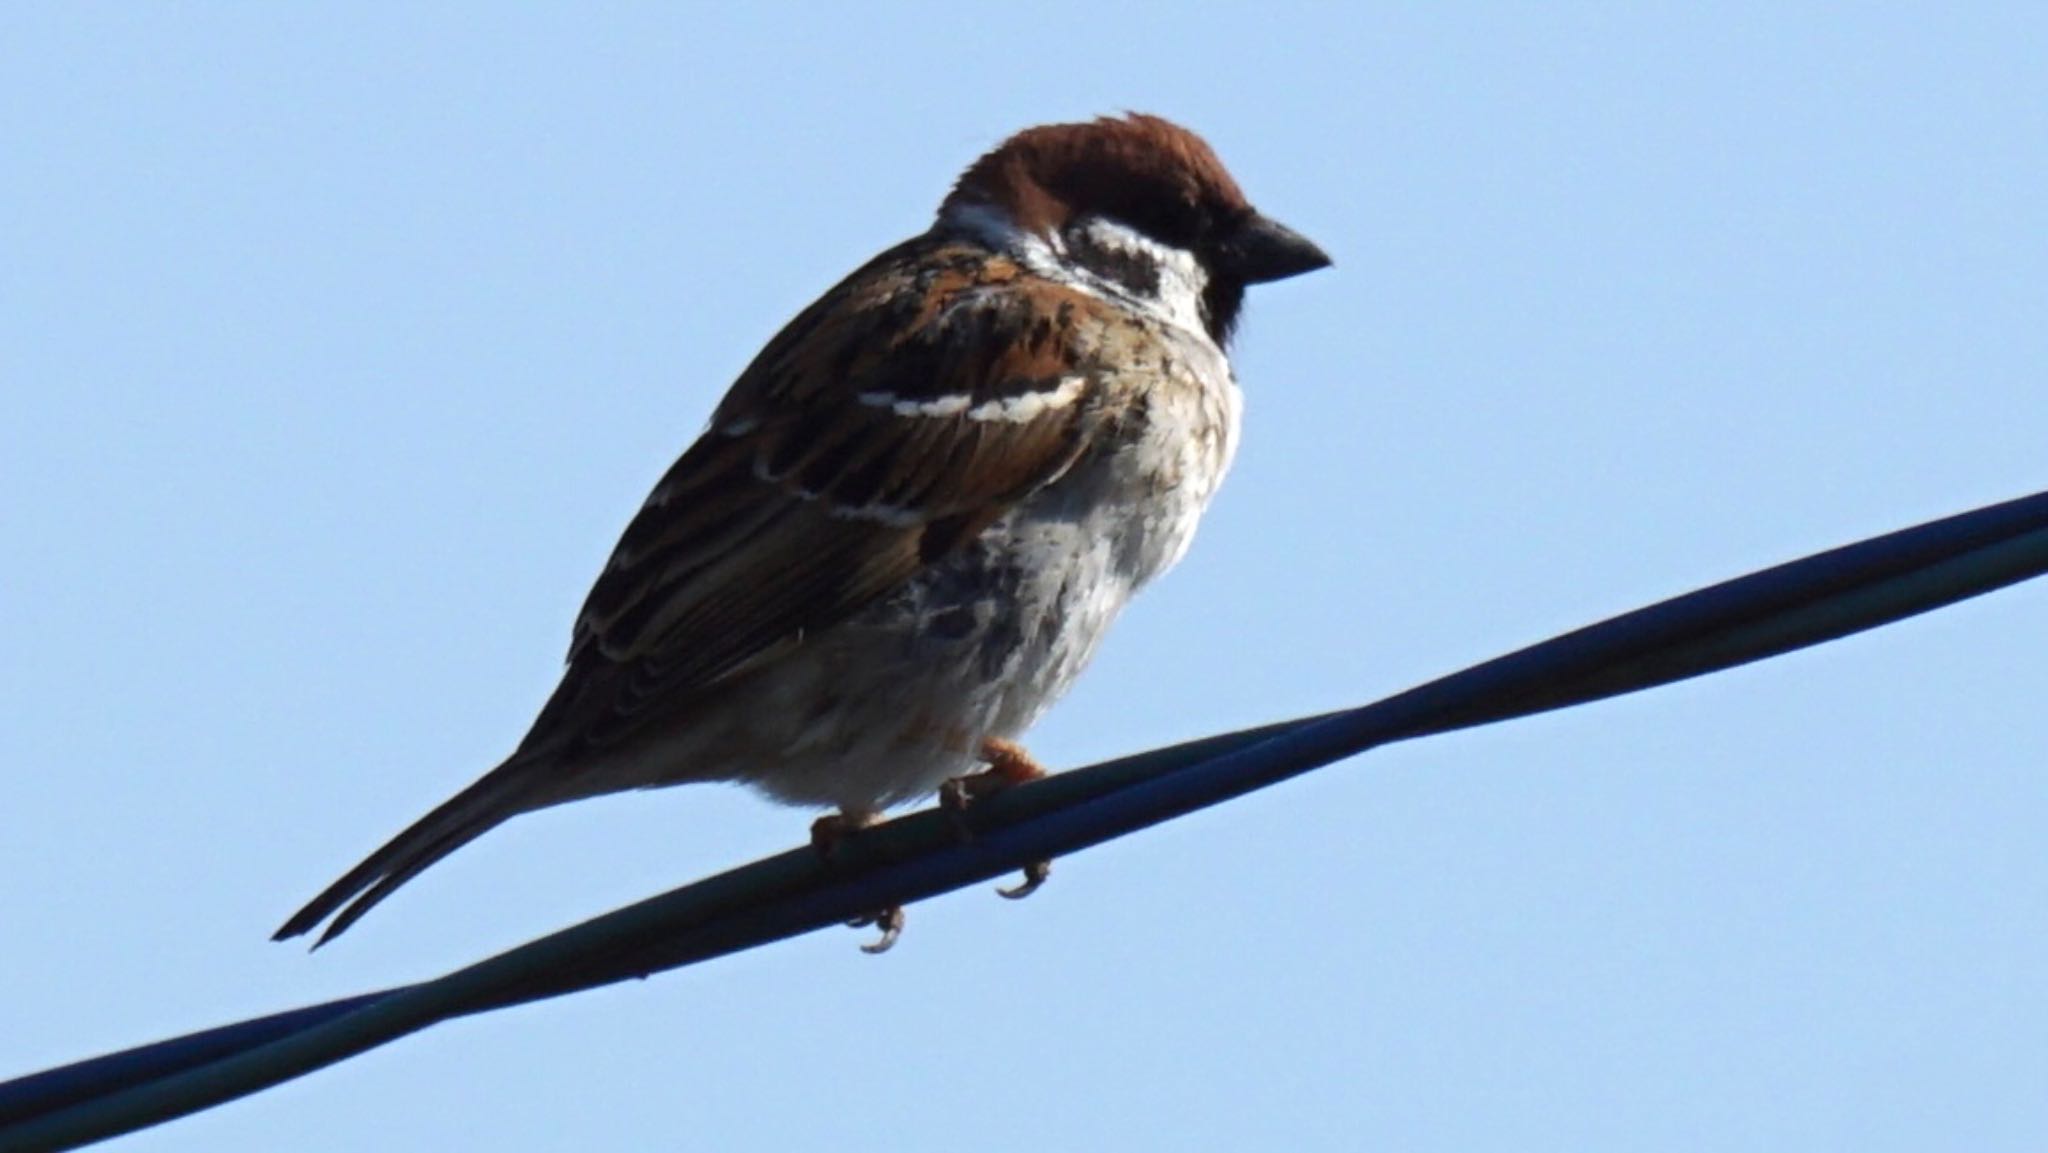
[1067, 217, 1212, 340]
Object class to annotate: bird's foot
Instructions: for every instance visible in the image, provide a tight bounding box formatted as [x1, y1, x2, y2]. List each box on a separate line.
[939, 736, 1053, 899]
[809, 808, 880, 859]
[940, 736, 1050, 810]
[810, 809, 904, 954]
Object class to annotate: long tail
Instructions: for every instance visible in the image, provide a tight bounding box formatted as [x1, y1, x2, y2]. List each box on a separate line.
[273, 759, 546, 947]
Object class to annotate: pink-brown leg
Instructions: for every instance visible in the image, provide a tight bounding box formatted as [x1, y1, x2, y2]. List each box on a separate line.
[939, 736, 1049, 808]
[810, 809, 905, 954]
[809, 808, 879, 858]
[939, 737, 1053, 900]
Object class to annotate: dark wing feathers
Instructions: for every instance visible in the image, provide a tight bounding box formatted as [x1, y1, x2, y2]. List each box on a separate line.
[520, 244, 1112, 761]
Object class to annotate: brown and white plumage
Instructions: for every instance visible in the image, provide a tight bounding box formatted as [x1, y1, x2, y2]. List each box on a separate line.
[277, 114, 1328, 946]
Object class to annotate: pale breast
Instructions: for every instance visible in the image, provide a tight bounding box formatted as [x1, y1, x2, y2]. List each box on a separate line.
[711, 313, 1242, 812]
[1081, 318, 1242, 587]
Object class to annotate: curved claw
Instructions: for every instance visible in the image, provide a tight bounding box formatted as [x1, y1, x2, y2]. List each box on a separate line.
[850, 906, 905, 954]
[997, 859, 1051, 900]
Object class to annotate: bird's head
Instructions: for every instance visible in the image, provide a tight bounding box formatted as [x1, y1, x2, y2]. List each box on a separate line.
[940, 113, 1330, 346]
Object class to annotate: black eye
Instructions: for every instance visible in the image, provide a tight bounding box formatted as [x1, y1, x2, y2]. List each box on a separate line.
[1156, 195, 1212, 246]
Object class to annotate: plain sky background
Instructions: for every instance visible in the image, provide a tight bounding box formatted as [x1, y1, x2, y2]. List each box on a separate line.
[5, 5, 2046, 1150]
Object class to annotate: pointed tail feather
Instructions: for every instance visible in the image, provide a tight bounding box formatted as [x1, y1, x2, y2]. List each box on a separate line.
[274, 761, 545, 947]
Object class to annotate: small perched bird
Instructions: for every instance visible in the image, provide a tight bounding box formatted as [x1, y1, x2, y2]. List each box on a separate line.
[277, 113, 1329, 949]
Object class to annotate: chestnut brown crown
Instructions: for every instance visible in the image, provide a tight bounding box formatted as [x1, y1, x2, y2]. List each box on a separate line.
[943, 113, 1330, 301]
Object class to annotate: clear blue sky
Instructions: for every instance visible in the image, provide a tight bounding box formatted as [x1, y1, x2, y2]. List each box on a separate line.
[6, 5, 2046, 1150]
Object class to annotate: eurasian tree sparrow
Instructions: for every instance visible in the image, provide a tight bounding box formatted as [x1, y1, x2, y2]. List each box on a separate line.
[277, 113, 1329, 949]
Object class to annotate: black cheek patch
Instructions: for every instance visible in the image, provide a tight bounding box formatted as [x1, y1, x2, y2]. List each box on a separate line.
[1065, 227, 1163, 299]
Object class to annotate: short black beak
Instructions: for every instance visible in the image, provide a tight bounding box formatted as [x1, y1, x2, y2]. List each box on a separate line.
[1219, 213, 1332, 285]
